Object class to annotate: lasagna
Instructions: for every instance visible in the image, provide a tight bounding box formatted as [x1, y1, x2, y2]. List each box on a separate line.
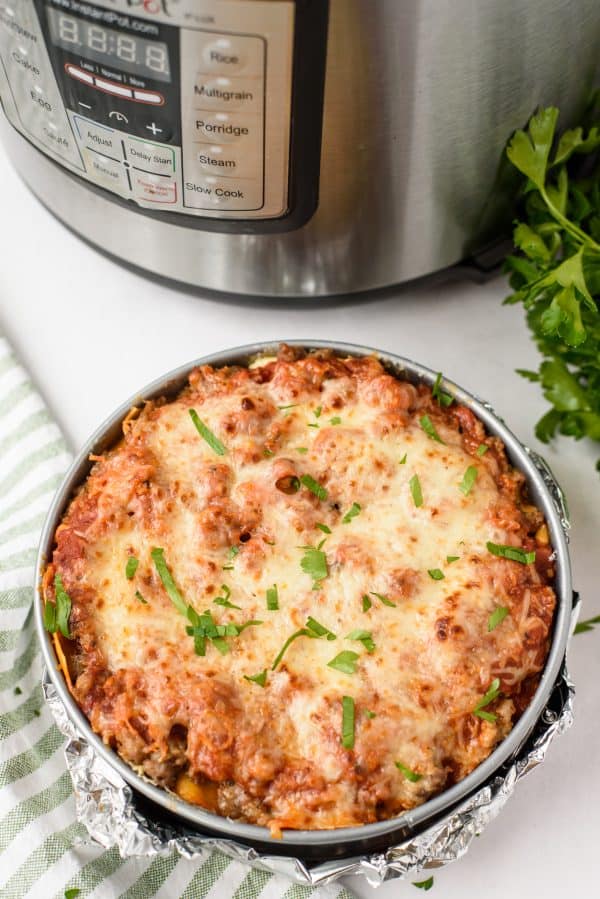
[43, 345, 556, 833]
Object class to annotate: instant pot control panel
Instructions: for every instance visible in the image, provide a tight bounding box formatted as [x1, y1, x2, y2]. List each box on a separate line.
[0, 0, 327, 232]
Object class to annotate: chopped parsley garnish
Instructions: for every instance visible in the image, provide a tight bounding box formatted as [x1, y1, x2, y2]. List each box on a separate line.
[370, 591, 397, 608]
[13, 686, 22, 696]
[296, 446, 308, 454]
[300, 474, 328, 500]
[395, 762, 423, 782]
[427, 569, 445, 580]
[419, 414, 445, 444]
[213, 585, 241, 610]
[574, 614, 600, 635]
[305, 616, 337, 640]
[412, 877, 434, 891]
[409, 474, 423, 507]
[399, 453, 407, 465]
[266, 584, 279, 610]
[278, 403, 298, 411]
[300, 540, 328, 588]
[316, 522, 332, 534]
[459, 465, 478, 496]
[271, 616, 336, 669]
[307, 407, 322, 428]
[364, 709, 377, 719]
[125, 556, 139, 579]
[330, 416, 342, 425]
[362, 594, 373, 612]
[476, 443, 489, 456]
[189, 409, 226, 456]
[327, 650, 360, 674]
[44, 574, 72, 639]
[341, 695, 355, 749]
[271, 629, 308, 669]
[432, 372, 454, 407]
[263, 448, 274, 457]
[244, 669, 268, 687]
[473, 678, 501, 722]
[135, 590, 148, 605]
[223, 546, 239, 570]
[186, 607, 262, 657]
[346, 629, 376, 652]
[342, 502, 361, 524]
[488, 606, 509, 631]
[446, 555, 460, 563]
[65, 890, 81, 899]
[486, 542, 536, 564]
[151, 547, 188, 615]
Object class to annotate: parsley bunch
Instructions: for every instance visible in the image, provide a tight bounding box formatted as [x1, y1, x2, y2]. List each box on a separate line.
[503, 102, 600, 469]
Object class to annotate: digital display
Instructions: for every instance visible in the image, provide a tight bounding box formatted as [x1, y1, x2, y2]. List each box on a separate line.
[47, 8, 171, 83]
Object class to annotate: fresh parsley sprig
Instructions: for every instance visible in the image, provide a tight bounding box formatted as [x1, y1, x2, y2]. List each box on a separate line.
[503, 104, 600, 469]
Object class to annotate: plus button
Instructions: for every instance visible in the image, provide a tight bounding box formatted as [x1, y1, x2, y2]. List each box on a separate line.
[145, 122, 163, 137]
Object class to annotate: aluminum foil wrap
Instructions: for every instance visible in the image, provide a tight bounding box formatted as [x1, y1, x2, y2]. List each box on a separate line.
[41, 448, 579, 889]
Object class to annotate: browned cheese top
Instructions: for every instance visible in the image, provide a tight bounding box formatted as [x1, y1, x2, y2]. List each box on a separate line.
[45, 346, 556, 832]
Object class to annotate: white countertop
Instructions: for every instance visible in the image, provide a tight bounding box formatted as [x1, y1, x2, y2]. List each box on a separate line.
[1, 144, 599, 899]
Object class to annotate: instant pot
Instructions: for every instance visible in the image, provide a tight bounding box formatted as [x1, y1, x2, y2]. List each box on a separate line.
[1, 0, 599, 297]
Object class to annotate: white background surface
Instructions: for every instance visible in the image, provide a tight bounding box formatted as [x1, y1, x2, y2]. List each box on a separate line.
[1, 143, 599, 898]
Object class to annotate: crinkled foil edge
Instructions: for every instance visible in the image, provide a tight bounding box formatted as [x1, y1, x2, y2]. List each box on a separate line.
[41, 448, 579, 889]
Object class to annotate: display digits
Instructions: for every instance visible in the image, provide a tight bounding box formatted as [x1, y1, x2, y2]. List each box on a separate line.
[116, 35, 137, 64]
[145, 44, 168, 76]
[58, 14, 80, 45]
[87, 25, 108, 54]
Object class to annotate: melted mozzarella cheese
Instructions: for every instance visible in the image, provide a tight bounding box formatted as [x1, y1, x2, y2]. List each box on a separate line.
[60, 354, 551, 829]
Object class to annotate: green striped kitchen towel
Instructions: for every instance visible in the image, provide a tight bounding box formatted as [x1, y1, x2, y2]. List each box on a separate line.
[0, 335, 355, 899]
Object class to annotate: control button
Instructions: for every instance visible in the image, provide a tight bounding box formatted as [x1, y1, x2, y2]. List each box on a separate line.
[192, 76, 261, 112]
[83, 151, 128, 192]
[184, 176, 262, 211]
[0, 5, 38, 46]
[73, 116, 120, 158]
[193, 112, 252, 144]
[76, 99, 97, 114]
[201, 38, 247, 74]
[132, 172, 177, 205]
[109, 110, 129, 125]
[124, 137, 176, 176]
[196, 144, 256, 179]
[95, 77, 133, 100]
[9, 45, 41, 79]
[66, 64, 94, 86]
[40, 120, 76, 156]
[133, 89, 164, 106]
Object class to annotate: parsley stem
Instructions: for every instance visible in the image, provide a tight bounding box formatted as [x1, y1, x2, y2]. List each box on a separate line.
[540, 187, 600, 251]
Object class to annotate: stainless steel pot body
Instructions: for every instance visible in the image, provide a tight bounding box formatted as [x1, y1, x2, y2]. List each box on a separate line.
[35, 340, 573, 861]
[1, 0, 599, 297]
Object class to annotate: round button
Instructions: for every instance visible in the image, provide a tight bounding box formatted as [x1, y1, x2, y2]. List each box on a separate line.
[194, 112, 251, 144]
[202, 37, 247, 73]
[192, 76, 258, 111]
